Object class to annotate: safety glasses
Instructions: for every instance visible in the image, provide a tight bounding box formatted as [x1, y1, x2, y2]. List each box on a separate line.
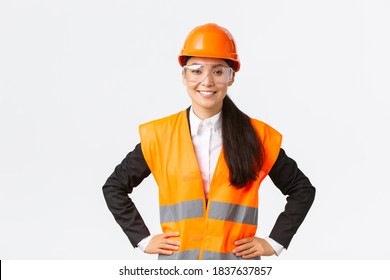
[183, 64, 233, 84]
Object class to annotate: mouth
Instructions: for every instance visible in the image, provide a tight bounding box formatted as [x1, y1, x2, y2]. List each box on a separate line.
[198, 90, 217, 97]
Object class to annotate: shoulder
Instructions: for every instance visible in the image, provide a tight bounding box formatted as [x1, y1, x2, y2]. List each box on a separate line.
[139, 109, 190, 142]
[250, 117, 283, 173]
[249, 118, 282, 139]
[139, 110, 186, 132]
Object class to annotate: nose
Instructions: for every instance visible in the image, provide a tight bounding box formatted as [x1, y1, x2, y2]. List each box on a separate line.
[201, 72, 215, 86]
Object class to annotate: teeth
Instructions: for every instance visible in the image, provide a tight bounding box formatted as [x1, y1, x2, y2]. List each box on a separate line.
[199, 91, 215, 96]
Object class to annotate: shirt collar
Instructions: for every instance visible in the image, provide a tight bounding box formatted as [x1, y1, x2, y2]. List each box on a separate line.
[189, 107, 222, 136]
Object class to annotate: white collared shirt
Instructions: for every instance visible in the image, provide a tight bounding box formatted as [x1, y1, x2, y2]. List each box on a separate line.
[189, 108, 222, 200]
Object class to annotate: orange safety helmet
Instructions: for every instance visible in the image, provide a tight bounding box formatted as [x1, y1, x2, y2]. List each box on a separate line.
[178, 23, 240, 72]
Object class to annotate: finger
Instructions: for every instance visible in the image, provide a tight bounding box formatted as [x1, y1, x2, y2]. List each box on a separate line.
[165, 239, 181, 246]
[159, 243, 180, 251]
[163, 232, 180, 238]
[158, 243, 179, 250]
[234, 237, 253, 246]
[156, 249, 175, 255]
[161, 233, 180, 246]
[232, 241, 252, 253]
[241, 252, 258, 259]
[235, 247, 256, 257]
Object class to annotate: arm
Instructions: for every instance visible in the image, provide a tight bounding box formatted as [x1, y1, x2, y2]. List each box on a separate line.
[233, 148, 315, 258]
[102, 143, 152, 247]
[268, 148, 316, 249]
[103, 143, 181, 255]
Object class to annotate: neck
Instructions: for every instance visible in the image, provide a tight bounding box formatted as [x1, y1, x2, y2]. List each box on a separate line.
[191, 105, 222, 120]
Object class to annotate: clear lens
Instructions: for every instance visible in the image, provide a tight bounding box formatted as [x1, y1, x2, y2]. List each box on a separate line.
[183, 64, 233, 84]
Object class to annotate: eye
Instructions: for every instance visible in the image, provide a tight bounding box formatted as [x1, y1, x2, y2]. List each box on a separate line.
[191, 69, 203, 75]
[186, 65, 203, 75]
[213, 69, 224, 76]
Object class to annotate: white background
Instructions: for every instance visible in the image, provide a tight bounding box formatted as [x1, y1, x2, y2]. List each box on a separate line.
[1, 0, 389, 260]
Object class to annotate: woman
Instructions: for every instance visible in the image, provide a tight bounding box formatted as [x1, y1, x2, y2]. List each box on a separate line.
[103, 23, 315, 260]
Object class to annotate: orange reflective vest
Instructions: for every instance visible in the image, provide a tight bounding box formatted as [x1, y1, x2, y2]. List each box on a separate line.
[139, 110, 282, 260]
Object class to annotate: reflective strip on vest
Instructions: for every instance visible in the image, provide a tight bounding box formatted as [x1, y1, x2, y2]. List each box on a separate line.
[158, 249, 200, 260]
[158, 250, 260, 260]
[160, 199, 204, 223]
[208, 201, 258, 225]
[202, 250, 260, 260]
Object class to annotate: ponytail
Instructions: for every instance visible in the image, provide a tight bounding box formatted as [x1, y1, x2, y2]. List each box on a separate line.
[222, 95, 263, 188]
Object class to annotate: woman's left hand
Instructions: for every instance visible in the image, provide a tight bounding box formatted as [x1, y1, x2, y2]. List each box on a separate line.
[232, 237, 275, 258]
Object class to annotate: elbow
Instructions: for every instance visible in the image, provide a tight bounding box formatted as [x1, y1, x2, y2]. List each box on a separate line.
[102, 184, 109, 202]
[305, 184, 316, 209]
[310, 184, 316, 201]
[102, 181, 114, 201]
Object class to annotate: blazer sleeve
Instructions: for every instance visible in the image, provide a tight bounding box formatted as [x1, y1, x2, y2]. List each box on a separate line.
[267, 148, 316, 249]
[102, 143, 152, 248]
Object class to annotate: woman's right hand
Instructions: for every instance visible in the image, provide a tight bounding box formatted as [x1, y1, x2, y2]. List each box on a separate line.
[144, 232, 180, 255]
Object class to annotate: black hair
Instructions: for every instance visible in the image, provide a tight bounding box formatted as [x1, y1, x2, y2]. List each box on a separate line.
[222, 95, 263, 188]
[183, 56, 264, 188]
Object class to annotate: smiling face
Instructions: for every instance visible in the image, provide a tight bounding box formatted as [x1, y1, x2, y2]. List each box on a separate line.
[182, 57, 235, 120]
